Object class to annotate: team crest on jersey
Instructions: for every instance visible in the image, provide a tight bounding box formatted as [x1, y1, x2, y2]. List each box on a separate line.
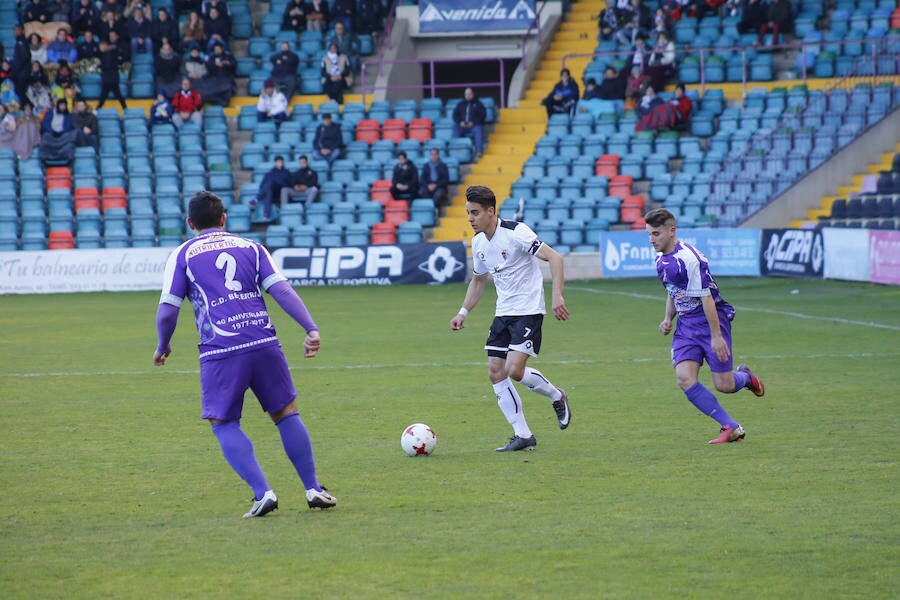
[501, 250, 508, 260]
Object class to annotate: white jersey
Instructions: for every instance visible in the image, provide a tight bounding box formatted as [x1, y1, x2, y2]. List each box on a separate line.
[472, 219, 546, 316]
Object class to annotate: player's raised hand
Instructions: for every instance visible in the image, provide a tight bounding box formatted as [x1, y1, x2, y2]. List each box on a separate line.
[659, 319, 672, 335]
[304, 330, 320, 358]
[552, 295, 569, 321]
[153, 347, 171, 366]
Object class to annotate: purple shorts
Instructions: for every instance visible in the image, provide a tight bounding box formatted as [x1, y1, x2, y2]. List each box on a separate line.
[199, 344, 297, 421]
[670, 310, 734, 373]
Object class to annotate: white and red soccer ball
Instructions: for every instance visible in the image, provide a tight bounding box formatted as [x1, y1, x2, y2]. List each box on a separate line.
[401, 423, 437, 456]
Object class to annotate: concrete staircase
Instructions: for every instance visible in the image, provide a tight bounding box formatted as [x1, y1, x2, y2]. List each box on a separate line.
[430, 0, 601, 242]
[792, 142, 900, 228]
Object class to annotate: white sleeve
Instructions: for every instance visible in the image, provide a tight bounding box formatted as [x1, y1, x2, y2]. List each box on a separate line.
[513, 222, 543, 256]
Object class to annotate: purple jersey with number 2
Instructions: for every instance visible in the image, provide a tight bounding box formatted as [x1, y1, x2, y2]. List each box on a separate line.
[656, 240, 736, 371]
[159, 229, 287, 361]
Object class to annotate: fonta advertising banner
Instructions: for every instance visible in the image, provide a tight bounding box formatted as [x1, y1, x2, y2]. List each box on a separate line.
[271, 242, 467, 286]
[419, 0, 536, 33]
[760, 228, 824, 278]
[599, 229, 762, 278]
[869, 229, 900, 285]
[0, 247, 172, 294]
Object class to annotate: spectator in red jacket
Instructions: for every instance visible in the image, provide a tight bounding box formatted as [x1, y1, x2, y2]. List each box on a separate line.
[171, 77, 203, 127]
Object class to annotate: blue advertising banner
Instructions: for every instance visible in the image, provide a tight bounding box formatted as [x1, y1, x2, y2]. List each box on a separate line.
[419, 0, 537, 33]
[270, 242, 467, 286]
[600, 230, 762, 278]
[760, 228, 824, 278]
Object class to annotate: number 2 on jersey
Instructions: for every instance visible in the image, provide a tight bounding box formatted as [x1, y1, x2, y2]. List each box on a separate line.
[215, 252, 244, 292]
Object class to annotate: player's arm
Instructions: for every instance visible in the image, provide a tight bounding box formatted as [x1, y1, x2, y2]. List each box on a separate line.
[153, 302, 179, 365]
[450, 272, 488, 331]
[659, 295, 674, 335]
[535, 243, 569, 321]
[701, 294, 729, 362]
[268, 280, 320, 358]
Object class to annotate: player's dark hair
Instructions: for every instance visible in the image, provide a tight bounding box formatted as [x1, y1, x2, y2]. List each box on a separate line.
[465, 185, 496, 209]
[644, 207, 676, 228]
[188, 191, 225, 230]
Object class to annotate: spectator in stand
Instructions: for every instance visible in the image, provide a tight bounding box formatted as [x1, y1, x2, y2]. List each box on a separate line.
[581, 78, 601, 101]
[312, 112, 343, 165]
[152, 8, 180, 52]
[98, 10, 127, 44]
[270, 41, 299, 98]
[128, 6, 154, 56]
[171, 76, 202, 127]
[72, 97, 98, 148]
[634, 84, 663, 120]
[390, 151, 419, 201]
[662, 0, 687, 23]
[257, 79, 288, 123]
[11, 25, 32, 99]
[419, 147, 449, 208]
[0, 103, 17, 153]
[24, 0, 51, 24]
[452, 87, 486, 157]
[305, 0, 329, 32]
[598, 6, 618, 41]
[201, 41, 236, 105]
[635, 82, 693, 133]
[50, 60, 78, 110]
[625, 65, 647, 108]
[47, 28, 77, 65]
[75, 30, 100, 74]
[154, 39, 181, 96]
[738, 0, 766, 35]
[202, 0, 231, 23]
[280, 155, 319, 207]
[615, 0, 638, 45]
[320, 42, 351, 105]
[757, 0, 792, 47]
[29, 34, 48, 66]
[150, 90, 174, 128]
[328, 21, 358, 70]
[96, 32, 127, 109]
[598, 66, 629, 100]
[331, 0, 355, 32]
[25, 61, 50, 90]
[281, 0, 306, 34]
[645, 31, 675, 91]
[0, 59, 13, 85]
[123, 0, 151, 20]
[694, 0, 727, 21]
[182, 11, 205, 50]
[652, 8, 671, 38]
[48, 0, 70, 24]
[541, 68, 579, 118]
[39, 98, 77, 163]
[252, 154, 292, 220]
[13, 102, 41, 159]
[204, 7, 231, 53]
[184, 43, 208, 80]
[631, 34, 650, 71]
[71, 0, 100, 36]
[355, 0, 382, 35]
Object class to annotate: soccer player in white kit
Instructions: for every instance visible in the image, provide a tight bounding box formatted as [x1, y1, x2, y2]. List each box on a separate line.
[450, 186, 571, 452]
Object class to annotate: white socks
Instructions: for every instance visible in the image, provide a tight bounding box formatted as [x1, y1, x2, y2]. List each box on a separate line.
[519, 367, 562, 401]
[493, 378, 532, 438]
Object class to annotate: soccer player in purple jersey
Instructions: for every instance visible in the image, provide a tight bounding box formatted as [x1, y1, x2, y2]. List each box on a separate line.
[153, 191, 336, 517]
[644, 208, 766, 444]
[450, 186, 571, 453]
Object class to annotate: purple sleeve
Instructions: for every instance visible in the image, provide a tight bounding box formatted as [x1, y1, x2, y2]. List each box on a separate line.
[156, 302, 180, 353]
[268, 280, 318, 333]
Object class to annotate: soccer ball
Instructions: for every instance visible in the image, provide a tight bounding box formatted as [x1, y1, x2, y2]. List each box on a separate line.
[401, 423, 437, 457]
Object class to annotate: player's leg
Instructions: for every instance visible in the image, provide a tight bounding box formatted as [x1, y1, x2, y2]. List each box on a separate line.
[202, 356, 275, 516]
[486, 317, 535, 450]
[251, 346, 336, 509]
[505, 315, 571, 429]
[675, 359, 744, 443]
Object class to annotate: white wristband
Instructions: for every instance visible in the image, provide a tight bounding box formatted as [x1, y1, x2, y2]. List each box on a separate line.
[458, 307, 469, 317]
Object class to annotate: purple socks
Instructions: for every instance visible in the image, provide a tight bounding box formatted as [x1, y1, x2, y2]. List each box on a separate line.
[684, 382, 739, 429]
[731, 369, 750, 393]
[212, 421, 270, 500]
[275, 412, 321, 492]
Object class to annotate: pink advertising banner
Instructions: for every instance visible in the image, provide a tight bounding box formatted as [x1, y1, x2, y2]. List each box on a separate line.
[870, 230, 900, 285]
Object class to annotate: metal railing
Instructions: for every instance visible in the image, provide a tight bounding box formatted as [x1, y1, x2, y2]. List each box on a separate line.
[360, 56, 508, 107]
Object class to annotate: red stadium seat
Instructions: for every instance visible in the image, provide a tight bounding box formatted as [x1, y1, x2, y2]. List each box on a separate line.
[383, 200, 409, 226]
[371, 179, 394, 204]
[620, 194, 645, 223]
[46, 167, 72, 190]
[407, 117, 433, 143]
[609, 175, 633, 199]
[74, 187, 100, 212]
[101, 187, 127, 211]
[48, 230, 75, 250]
[370, 222, 396, 245]
[381, 118, 407, 143]
[355, 119, 381, 143]
[595, 154, 619, 178]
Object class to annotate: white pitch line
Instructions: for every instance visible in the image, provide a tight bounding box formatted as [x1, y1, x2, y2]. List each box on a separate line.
[568, 286, 900, 331]
[3, 352, 896, 379]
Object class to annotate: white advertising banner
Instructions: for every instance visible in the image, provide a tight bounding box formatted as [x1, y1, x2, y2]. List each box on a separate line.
[822, 228, 870, 282]
[0, 247, 174, 295]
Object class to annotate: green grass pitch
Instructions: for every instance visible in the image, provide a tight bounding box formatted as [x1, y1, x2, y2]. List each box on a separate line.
[1, 277, 898, 599]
